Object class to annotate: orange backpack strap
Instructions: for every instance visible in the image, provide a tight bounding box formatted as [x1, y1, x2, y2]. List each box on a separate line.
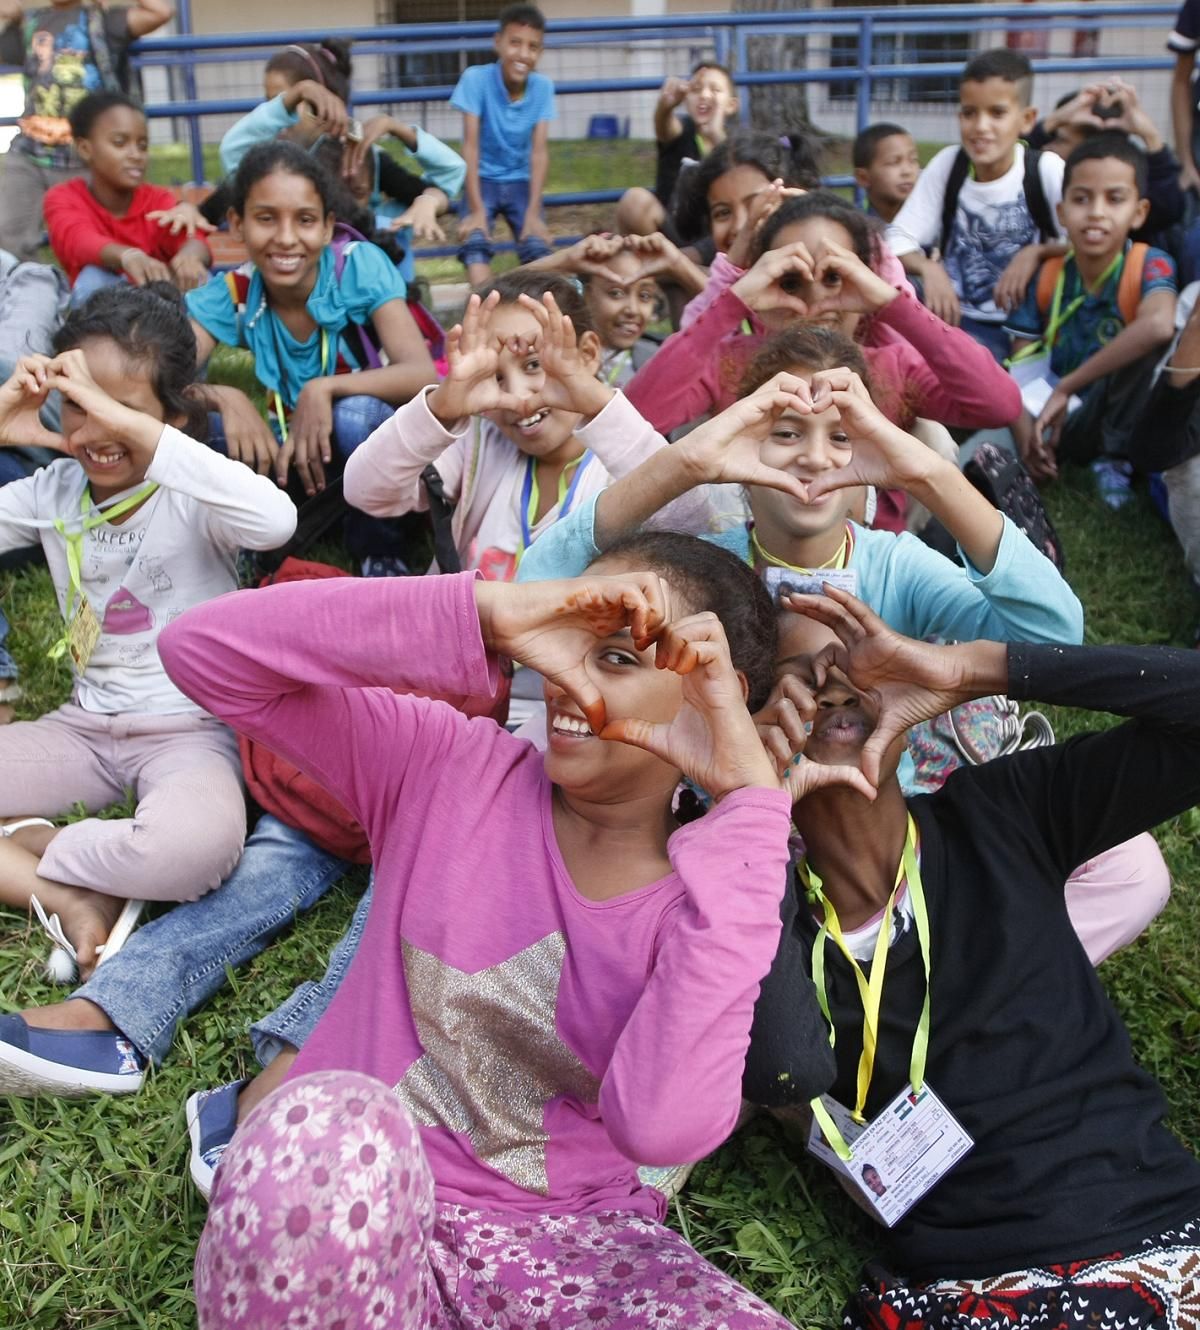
[1036, 256, 1064, 318]
[1116, 242, 1148, 325]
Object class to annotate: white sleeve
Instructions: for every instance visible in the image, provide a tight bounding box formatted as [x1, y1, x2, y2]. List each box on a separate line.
[0, 466, 51, 554]
[886, 145, 960, 257]
[1038, 150, 1066, 237]
[146, 425, 298, 551]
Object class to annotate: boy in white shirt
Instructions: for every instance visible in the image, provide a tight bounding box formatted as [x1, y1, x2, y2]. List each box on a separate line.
[886, 49, 1066, 361]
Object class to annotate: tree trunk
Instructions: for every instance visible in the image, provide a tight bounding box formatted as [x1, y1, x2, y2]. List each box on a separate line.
[732, 0, 813, 134]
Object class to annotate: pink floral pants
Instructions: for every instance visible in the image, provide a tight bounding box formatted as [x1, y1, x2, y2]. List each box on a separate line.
[195, 1070, 794, 1329]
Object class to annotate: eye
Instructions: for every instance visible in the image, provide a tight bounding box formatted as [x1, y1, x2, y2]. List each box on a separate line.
[831, 431, 851, 446]
[770, 423, 802, 441]
[599, 646, 639, 667]
[523, 357, 541, 373]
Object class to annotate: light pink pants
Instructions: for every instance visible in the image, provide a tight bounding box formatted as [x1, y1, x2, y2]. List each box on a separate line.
[0, 702, 245, 902]
[1065, 832, 1171, 965]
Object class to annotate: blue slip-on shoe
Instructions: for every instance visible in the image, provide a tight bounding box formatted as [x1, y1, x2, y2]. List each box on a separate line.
[0, 1013, 146, 1096]
[186, 1079, 247, 1202]
[1092, 458, 1135, 510]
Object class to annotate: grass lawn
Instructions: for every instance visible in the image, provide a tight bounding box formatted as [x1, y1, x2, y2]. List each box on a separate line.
[0, 459, 1198, 1328]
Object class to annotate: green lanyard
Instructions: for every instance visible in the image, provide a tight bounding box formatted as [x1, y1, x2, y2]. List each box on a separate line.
[49, 482, 159, 660]
[602, 349, 632, 386]
[271, 327, 332, 443]
[1009, 248, 1125, 366]
[802, 814, 932, 1159]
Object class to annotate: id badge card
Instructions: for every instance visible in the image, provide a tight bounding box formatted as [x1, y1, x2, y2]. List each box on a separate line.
[807, 1084, 973, 1227]
[763, 566, 858, 606]
[67, 593, 102, 672]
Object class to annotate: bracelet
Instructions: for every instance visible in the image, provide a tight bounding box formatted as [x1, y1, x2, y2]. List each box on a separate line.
[1163, 364, 1200, 373]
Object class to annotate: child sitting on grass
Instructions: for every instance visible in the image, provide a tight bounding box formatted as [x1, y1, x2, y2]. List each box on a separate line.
[44, 92, 212, 305]
[1008, 133, 1178, 507]
[852, 122, 921, 224]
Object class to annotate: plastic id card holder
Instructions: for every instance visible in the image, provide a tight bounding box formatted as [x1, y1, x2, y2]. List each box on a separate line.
[807, 1084, 973, 1227]
[67, 593, 102, 672]
[763, 567, 858, 606]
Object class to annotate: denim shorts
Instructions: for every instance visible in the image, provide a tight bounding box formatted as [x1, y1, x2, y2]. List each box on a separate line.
[458, 176, 552, 267]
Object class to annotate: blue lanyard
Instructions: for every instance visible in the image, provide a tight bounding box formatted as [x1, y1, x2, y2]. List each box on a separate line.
[518, 450, 594, 554]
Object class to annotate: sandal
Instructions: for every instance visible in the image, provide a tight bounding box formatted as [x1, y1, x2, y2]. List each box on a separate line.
[30, 895, 146, 985]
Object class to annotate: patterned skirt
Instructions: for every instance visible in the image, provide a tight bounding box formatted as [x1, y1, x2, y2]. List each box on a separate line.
[844, 1219, 1200, 1330]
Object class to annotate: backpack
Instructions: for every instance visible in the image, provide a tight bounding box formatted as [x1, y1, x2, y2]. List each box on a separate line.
[965, 441, 1065, 571]
[1035, 241, 1148, 326]
[938, 146, 1056, 258]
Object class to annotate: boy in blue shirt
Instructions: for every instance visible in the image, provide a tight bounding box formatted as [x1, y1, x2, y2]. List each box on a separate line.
[451, 4, 556, 287]
[1007, 133, 1178, 507]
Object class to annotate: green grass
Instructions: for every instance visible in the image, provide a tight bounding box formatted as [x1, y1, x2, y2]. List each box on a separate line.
[1, 466, 1197, 1327]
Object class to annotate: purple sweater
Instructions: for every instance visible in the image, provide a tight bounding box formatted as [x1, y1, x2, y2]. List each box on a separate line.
[159, 573, 793, 1217]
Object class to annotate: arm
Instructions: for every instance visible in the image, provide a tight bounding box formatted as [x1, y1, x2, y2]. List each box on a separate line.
[599, 789, 794, 1164]
[1171, 51, 1200, 191]
[42, 184, 143, 282]
[124, 0, 173, 38]
[653, 78, 688, 144]
[679, 251, 743, 330]
[521, 120, 551, 240]
[218, 94, 297, 178]
[325, 299, 437, 406]
[146, 425, 296, 551]
[168, 238, 212, 293]
[459, 112, 485, 229]
[407, 125, 466, 199]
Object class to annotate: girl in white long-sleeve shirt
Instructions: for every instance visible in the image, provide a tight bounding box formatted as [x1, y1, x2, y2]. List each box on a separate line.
[0, 285, 297, 977]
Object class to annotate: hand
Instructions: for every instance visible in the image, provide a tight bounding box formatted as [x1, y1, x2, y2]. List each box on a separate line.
[1182, 159, 1200, 195]
[659, 76, 689, 111]
[44, 349, 162, 462]
[800, 369, 941, 500]
[392, 194, 445, 243]
[520, 212, 552, 245]
[1017, 406, 1058, 483]
[993, 244, 1040, 314]
[918, 260, 961, 326]
[754, 673, 877, 802]
[0, 354, 67, 451]
[622, 231, 685, 282]
[782, 585, 977, 785]
[731, 241, 816, 319]
[475, 572, 673, 731]
[428, 291, 529, 425]
[807, 237, 899, 318]
[677, 372, 818, 499]
[120, 249, 172, 287]
[602, 612, 783, 799]
[559, 232, 625, 285]
[169, 250, 209, 292]
[342, 113, 396, 182]
[211, 386, 278, 480]
[514, 290, 612, 420]
[458, 209, 487, 238]
[726, 179, 806, 270]
[146, 203, 215, 239]
[1093, 79, 1160, 147]
[283, 79, 349, 143]
[1032, 386, 1070, 461]
[285, 379, 334, 496]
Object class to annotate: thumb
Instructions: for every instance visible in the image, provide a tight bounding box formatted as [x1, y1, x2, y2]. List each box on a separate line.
[860, 720, 902, 789]
[805, 466, 859, 502]
[791, 756, 877, 803]
[554, 665, 607, 735]
[599, 715, 670, 762]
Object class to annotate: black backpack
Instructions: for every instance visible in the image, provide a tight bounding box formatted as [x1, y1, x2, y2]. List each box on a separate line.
[938, 147, 1057, 257]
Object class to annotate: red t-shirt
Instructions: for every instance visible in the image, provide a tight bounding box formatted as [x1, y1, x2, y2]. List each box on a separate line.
[43, 178, 208, 284]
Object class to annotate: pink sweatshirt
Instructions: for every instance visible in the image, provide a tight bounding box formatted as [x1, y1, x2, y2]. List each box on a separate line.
[345, 386, 667, 580]
[158, 574, 793, 1217]
[626, 286, 1023, 438]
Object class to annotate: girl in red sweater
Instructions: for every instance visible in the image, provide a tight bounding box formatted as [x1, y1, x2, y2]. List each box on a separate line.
[44, 92, 211, 306]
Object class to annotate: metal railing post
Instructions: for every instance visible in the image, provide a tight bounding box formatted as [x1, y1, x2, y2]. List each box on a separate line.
[175, 0, 205, 184]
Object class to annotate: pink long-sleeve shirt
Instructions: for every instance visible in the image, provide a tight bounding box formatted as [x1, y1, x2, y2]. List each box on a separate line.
[626, 286, 1023, 437]
[158, 573, 793, 1217]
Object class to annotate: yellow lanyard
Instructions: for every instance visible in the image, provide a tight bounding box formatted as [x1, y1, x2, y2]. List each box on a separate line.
[49, 481, 159, 660]
[602, 348, 632, 385]
[801, 814, 933, 1159]
[271, 328, 332, 443]
[1009, 248, 1125, 366]
[751, 522, 854, 573]
[517, 450, 590, 559]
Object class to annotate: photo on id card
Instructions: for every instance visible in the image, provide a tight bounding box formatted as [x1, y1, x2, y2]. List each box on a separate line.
[807, 1084, 973, 1226]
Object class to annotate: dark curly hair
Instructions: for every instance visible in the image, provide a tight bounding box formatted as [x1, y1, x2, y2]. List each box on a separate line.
[54, 282, 207, 439]
[264, 39, 352, 104]
[230, 140, 338, 217]
[756, 190, 878, 267]
[68, 91, 143, 140]
[597, 529, 777, 712]
[479, 269, 598, 337]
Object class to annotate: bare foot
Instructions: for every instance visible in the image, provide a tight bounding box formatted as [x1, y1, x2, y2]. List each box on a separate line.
[0, 704, 13, 725]
[237, 1047, 297, 1124]
[20, 997, 115, 1033]
[33, 885, 126, 979]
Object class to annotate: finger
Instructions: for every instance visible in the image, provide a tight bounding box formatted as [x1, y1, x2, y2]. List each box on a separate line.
[275, 436, 294, 487]
[293, 436, 317, 497]
[793, 759, 877, 803]
[311, 444, 327, 492]
[598, 715, 671, 761]
[761, 723, 798, 775]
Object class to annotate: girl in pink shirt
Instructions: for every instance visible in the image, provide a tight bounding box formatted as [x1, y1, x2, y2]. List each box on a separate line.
[160, 531, 872, 1328]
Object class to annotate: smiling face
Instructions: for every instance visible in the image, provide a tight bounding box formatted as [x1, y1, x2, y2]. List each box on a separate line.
[484, 300, 601, 461]
[957, 76, 1036, 182]
[495, 21, 544, 94]
[585, 250, 659, 351]
[1057, 156, 1148, 263]
[77, 103, 148, 195]
[707, 162, 773, 255]
[686, 66, 737, 131]
[234, 168, 334, 299]
[62, 337, 171, 502]
[760, 216, 862, 337]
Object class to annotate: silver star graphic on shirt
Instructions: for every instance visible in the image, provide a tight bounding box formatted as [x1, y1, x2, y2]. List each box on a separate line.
[394, 931, 600, 1195]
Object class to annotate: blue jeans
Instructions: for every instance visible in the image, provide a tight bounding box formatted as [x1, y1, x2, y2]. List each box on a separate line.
[206, 393, 394, 460]
[74, 815, 351, 1065]
[458, 177, 553, 268]
[959, 315, 1013, 364]
[250, 881, 372, 1067]
[71, 265, 125, 307]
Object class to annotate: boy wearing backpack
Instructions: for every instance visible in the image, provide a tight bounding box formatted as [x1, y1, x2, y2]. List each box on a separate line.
[1007, 134, 1178, 507]
[886, 49, 1065, 361]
